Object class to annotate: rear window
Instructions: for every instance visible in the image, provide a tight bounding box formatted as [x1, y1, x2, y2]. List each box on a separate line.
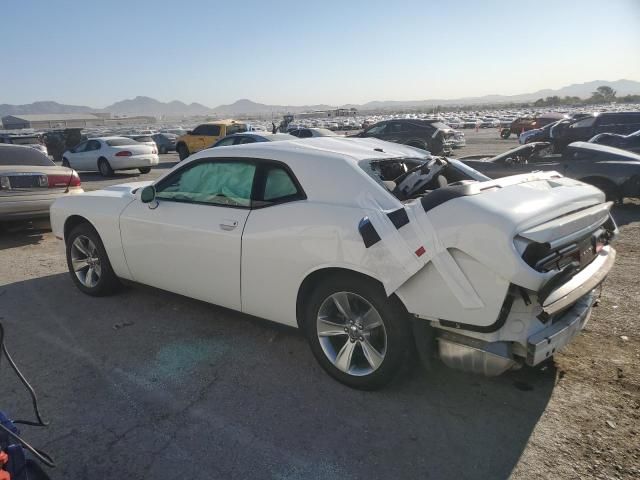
[7, 136, 41, 145]
[106, 138, 138, 146]
[225, 124, 248, 136]
[0, 145, 55, 166]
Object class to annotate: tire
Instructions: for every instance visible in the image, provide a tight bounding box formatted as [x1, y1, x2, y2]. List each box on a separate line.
[303, 273, 412, 390]
[500, 129, 511, 139]
[98, 157, 114, 177]
[62, 157, 70, 168]
[177, 144, 189, 161]
[138, 167, 151, 174]
[65, 223, 120, 296]
[159, 146, 167, 155]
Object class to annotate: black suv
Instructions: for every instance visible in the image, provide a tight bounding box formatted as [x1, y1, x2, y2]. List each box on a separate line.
[551, 111, 640, 153]
[355, 119, 453, 155]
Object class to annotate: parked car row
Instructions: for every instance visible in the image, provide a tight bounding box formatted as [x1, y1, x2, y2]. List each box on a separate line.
[459, 141, 640, 202]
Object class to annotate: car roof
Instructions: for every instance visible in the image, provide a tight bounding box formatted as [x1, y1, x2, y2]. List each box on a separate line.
[193, 137, 429, 163]
[183, 137, 425, 209]
[567, 141, 640, 161]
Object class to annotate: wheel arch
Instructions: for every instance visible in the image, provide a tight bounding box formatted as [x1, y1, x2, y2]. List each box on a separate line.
[295, 266, 409, 330]
[63, 215, 96, 243]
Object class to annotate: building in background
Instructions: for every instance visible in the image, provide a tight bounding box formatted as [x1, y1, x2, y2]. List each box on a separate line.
[1, 113, 156, 130]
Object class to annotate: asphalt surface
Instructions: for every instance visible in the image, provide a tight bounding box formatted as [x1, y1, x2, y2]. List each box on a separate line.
[0, 130, 553, 480]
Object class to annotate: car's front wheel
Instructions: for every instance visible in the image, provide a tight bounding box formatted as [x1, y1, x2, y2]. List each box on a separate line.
[66, 223, 120, 296]
[98, 157, 114, 177]
[138, 167, 151, 174]
[303, 274, 411, 390]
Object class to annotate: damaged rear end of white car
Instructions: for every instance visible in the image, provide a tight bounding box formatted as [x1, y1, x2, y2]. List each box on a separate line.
[358, 158, 617, 377]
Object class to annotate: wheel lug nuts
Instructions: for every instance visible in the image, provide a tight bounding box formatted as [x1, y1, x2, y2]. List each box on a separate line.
[344, 328, 348, 332]
[350, 338, 355, 343]
[358, 324, 363, 330]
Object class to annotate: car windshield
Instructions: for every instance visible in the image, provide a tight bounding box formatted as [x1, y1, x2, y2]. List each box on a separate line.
[0, 145, 55, 166]
[106, 138, 138, 146]
[359, 156, 488, 200]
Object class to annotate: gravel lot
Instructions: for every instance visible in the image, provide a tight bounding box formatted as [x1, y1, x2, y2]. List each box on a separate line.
[0, 130, 637, 479]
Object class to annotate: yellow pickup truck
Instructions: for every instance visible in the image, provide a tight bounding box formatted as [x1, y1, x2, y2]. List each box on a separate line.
[176, 119, 248, 160]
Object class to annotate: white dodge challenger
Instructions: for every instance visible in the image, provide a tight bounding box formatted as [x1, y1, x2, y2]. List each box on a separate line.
[50, 137, 617, 389]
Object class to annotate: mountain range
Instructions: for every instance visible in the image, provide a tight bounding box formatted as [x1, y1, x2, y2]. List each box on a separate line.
[2, 79, 639, 118]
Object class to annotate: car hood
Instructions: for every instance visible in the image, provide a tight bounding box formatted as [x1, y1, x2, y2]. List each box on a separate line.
[81, 180, 153, 198]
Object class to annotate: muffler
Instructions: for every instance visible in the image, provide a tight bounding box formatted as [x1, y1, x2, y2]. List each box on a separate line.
[437, 331, 517, 376]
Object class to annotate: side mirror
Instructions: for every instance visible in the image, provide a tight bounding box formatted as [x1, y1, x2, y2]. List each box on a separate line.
[140, 185, 156, 203]
[505, 157, 514, 166]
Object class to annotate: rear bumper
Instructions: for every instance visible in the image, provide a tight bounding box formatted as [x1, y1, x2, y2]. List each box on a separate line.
[526, 292, 594, 365]
[111, 155, 160, 170]
[0, 197, 54, 220]
[540, 246, 615, 317]
[0, 189, 84, 221]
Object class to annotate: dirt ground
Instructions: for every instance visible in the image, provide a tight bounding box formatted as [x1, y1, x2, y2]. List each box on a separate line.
[512, 199, 640, 480]
[0, 130, 638, 479]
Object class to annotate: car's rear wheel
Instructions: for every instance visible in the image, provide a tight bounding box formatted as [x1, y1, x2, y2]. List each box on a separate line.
[303, 274, 411, 390]
[158, 145, 167, 154]
[138, 167, 151, 174]
[177, 144, 189, 161]
[62, 157, 70, 168]
[66, 223, 120, 296]
[98, 157, 114, 177]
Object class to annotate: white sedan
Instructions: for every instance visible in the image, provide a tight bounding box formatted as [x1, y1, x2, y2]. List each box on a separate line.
[62, 137, 159, 177]
[51, 137, 616, 389]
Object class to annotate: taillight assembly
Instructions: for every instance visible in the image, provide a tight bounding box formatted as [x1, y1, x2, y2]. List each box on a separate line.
[152, 148, 157, 154]
[48, 170, 81, 189]
[47, 175, 70, 188]
[115, 151, 133, 157]
[68, 170, 81, 187]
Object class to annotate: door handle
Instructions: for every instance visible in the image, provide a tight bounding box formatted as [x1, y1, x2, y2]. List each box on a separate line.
[220, 219, 238, 231]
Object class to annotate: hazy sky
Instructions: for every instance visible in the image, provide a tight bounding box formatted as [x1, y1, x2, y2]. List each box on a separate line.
[3, 0, 640, 107]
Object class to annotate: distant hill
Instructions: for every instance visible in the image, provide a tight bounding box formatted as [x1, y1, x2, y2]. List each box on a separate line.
[0, 101, 95, 117]
[2, 79, 639, 118]
[104, 96, 212, 117]
[213, 98, 334, 115]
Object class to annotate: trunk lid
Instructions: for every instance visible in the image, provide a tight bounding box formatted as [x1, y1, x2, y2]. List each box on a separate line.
[0, 165, 75, 196]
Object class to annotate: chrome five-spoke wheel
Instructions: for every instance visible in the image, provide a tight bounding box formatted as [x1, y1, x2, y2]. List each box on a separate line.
[316, 291, 387, 376]
[70, 235, 102, 288]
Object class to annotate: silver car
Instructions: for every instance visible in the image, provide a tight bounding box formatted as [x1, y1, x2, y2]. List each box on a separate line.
[0, 144, 83, 221]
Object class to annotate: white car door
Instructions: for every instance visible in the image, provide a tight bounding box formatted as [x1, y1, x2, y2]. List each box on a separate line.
[119, 158, 256, 311]
[81, 139, 102, 171]
[66, 141, 89, 170]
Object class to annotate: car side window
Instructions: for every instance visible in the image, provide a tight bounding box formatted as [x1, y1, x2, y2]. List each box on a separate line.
[201, 125, 221, 136]
[236, 136, 256, 145]
[570, 117, 596, 129]
[73, 141, 88, 152]
[191, 125, 208, 135]
[263, 167, 300, 201]
[155, 160, 256, 207]
[297, 129, 313, 138]
[365, 123, 386, 135]
[87, 140, 101, 151]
